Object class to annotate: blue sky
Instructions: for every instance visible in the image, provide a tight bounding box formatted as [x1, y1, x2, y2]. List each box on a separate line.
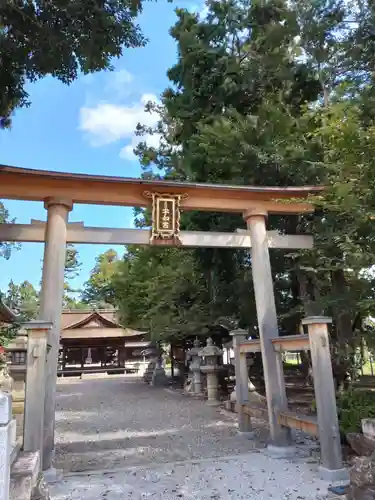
[0, 0, 204, 294]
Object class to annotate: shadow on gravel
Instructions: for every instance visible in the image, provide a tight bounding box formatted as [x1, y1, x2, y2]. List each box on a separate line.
[53, 377, 263, 473]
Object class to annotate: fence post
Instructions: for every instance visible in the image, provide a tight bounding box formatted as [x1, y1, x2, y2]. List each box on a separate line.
[302, 316, 349, 483]
[230, 329, 254, 437]
[0, 391, 13, 500]
[23, 321, 52, 470]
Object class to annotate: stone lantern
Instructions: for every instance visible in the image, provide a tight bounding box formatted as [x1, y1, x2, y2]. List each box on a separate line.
[145, 345, 168, 387]
[142, 345, 159, 383]
[189, 338, 203, 396]
[199, 337, 223, 405]
[6, 329, 27, 413]
[151, 353, 168, 387]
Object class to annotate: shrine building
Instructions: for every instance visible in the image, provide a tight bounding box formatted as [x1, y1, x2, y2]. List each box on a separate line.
[58, 309, 149, 377]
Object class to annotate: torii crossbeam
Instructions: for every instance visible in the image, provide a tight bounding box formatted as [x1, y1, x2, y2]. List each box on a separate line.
[0, 221, 313, 249]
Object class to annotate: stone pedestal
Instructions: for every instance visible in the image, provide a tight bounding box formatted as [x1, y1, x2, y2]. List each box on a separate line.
[199, 338, 223, 406]
[189, 338, 203, 396]
[204, 371, 220, 405]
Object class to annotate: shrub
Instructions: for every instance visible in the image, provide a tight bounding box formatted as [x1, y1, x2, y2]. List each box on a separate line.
[311, 390, 375, 436]
[336, 390, 375, 435]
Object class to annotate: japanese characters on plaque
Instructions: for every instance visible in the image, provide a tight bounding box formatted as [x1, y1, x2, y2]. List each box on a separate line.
[143, 191, 187, 245]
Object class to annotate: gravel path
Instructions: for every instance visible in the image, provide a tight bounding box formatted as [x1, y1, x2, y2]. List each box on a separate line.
[50, 453, 333, 500]
[54, 376, 262, 473]
[51, 375, 336, 500]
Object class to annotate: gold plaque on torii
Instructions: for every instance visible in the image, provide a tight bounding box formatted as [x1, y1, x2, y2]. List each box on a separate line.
[143, 191, 188, 245]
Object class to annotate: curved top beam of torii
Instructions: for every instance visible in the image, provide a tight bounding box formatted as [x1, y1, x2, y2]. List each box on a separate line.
[0, 164, 322, 214]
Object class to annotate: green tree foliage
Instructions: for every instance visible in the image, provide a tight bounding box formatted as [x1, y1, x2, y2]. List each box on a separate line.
[63, 244, 85, 309]
[1, 244, 86, 316]
[0, 203, 18, 259]
[125, 0, 324, 337]
[112, 0, 375, 385]
[81, 249, 120, 307]
[113, 246, 205, 340]
[3, 279, 39, 319]
[0, 0, 147, 127]
[64, 244, 82, 281]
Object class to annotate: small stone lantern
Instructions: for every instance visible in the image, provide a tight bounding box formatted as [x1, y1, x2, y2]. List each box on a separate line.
[6, 328, 28, 413]
[142, 345, 159, 384]
[199, 338, 223, 405]
[189, 338, 203, 396]
[150, 346, 168, 387]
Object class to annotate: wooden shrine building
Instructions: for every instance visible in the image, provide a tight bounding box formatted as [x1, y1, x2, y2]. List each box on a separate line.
[58, 309, 149, 376]
[0, 296, 18, 326]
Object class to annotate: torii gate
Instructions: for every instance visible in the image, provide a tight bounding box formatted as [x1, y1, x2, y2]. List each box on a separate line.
[0, 165, 321, 475]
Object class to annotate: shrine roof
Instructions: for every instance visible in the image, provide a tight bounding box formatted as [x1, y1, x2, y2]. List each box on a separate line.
[0, 296, 18, 324]
[61, 309, 146, 337]
[0, 165, 323, 214]
[61, 309, 119, 329]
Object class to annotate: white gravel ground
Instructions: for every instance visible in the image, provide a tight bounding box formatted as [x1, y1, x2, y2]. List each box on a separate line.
[54, 376, 265, 472]
[49, 452, 333, 500]
[51, 376, 336, 499]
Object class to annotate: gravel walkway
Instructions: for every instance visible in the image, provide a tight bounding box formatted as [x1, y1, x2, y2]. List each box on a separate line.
[54, 376, 261, 473]
[50, 453, 333, 500]
[51, 375, 336, 500]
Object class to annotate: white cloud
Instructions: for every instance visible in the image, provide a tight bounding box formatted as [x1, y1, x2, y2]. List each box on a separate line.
[79, 93, 161, 160]
[105, 69, 134, 98]
[120, 132, 162, 160]
[114, 69, 134, 85]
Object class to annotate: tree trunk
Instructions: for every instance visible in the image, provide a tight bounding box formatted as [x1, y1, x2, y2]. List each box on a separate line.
[331, 269, 355, 390]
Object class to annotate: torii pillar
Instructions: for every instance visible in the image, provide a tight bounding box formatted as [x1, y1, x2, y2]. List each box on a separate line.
[38, 197, 72, 474]
[244, 209, 292, 452]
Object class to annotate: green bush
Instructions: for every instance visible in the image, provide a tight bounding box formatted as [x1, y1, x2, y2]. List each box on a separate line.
[336, 390, 375, 435]
[311, 390, 375, 435]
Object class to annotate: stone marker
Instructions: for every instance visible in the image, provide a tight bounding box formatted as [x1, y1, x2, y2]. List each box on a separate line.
[362, 419, 375, 443]
[347, 421, 375, 458]
[0, 391, 13, 500]
[199, 338, 223, 406]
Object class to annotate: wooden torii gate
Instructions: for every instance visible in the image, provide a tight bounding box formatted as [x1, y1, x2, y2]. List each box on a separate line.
[0, 165, 327, 476]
